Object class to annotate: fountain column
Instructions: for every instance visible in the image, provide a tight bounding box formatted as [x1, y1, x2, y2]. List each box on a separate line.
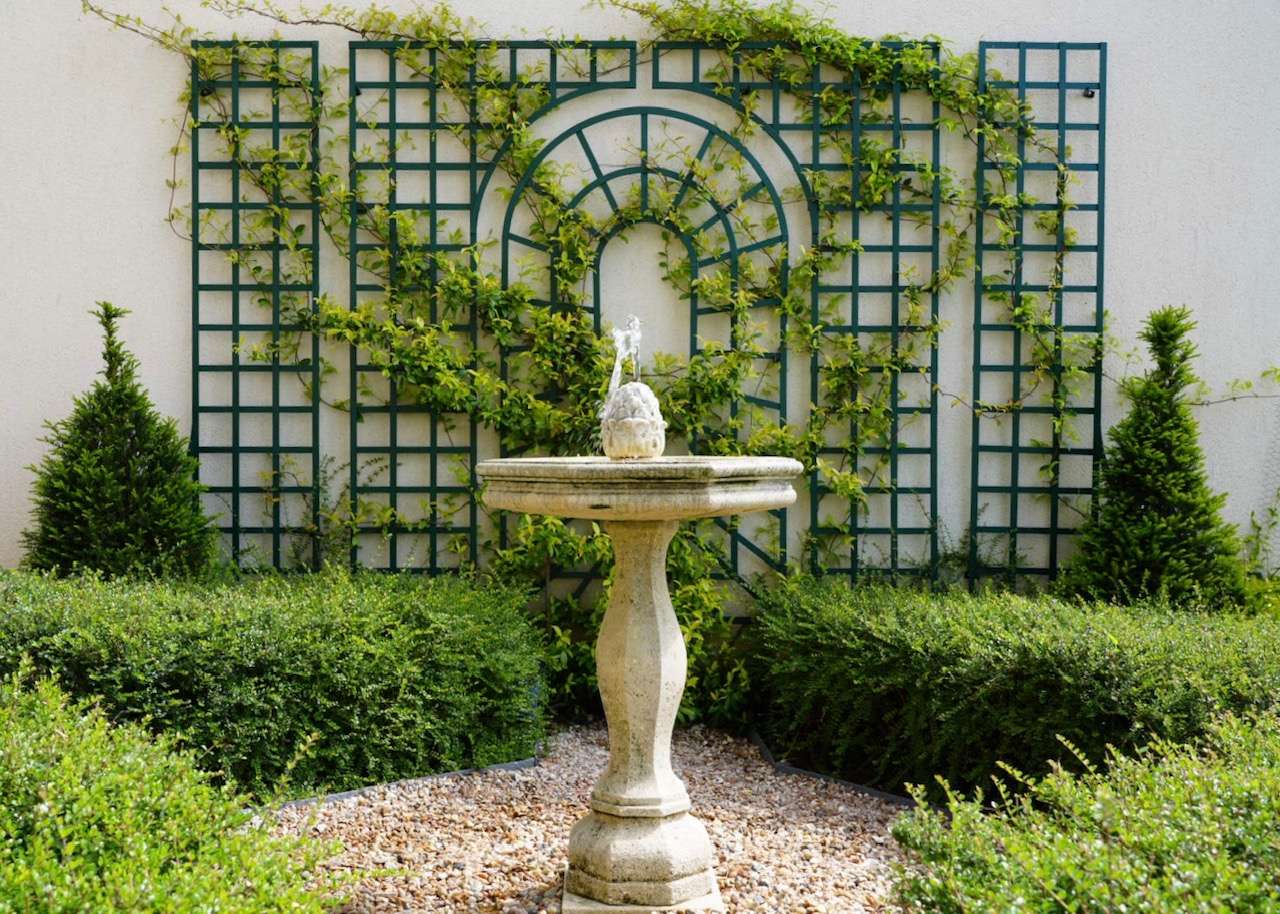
[562, 518, 720, 911]
[590, 520, 687, 817]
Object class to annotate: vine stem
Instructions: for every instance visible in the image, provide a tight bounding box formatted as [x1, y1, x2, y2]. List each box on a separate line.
[1192, 393, 1280, 408]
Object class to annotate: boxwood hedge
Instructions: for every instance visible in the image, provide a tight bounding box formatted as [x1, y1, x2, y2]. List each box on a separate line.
[754, 576, 1280, 798]
[0, 569, 544, 798]
[894, 711, 1280, 912]
[0, 672, 336, 913]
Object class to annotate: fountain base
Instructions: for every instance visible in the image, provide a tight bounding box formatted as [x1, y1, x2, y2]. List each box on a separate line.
[564, 809, 720, 909]
[563, 871, 725, 913]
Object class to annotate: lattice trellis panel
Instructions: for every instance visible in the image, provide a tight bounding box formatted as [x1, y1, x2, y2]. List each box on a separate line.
[652, 40, 945, 577]
[809, 46, 941, 580]
[346, 40, 635, 571]
[190, 40, 322, 568]
[969, 41, 1107, 580]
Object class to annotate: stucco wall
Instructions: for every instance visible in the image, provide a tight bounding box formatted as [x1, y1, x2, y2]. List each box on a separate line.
[1, 0, 1278, 569]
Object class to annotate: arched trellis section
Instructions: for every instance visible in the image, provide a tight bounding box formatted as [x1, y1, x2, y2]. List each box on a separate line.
[492, 104, 797, 578]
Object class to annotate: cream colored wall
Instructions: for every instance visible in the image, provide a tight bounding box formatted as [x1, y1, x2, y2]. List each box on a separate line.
[1, 0, 1278, 568]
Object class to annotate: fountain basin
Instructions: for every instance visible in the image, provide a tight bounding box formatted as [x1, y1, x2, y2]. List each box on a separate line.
[476, 455, 801, 520]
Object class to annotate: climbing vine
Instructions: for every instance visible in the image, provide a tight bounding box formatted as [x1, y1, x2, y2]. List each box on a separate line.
[84, 0, 1098, 722]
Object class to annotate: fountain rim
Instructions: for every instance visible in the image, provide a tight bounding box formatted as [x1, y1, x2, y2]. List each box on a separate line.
[475, 455, 802, 521]
[475, 454, 803, 483]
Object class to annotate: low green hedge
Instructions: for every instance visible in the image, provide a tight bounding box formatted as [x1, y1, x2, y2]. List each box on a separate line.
[0, 569, 545, 798]
[0, 672, 336, 913]
[894, 711, 1280, 912]
[754, 576, 1280, 798]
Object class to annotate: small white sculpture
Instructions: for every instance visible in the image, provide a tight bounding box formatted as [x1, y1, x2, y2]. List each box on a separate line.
[600, 315, 665, 459]
[607, 315, 643, 399]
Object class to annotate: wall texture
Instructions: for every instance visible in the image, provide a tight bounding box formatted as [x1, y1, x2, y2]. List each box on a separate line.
[1, 0, 1278, 569]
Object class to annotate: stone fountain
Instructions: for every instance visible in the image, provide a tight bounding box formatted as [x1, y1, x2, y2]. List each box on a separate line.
[477, 317, 801, 913]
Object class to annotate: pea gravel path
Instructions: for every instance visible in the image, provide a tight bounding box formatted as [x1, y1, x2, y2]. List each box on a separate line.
[275, 724, 907, 913]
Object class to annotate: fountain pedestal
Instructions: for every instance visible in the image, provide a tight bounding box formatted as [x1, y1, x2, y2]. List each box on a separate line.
[477, 456, 801, 913]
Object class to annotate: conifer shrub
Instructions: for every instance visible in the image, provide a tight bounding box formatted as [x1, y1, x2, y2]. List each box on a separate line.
[0, 671, 336, 913]
[22, 303, 216, 578]
[1059, 306, 1246, 607]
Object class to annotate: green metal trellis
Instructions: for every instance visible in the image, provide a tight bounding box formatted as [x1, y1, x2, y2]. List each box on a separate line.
[345, 40, 636, 571]
[497, 101, 792, 580]
[190, 40, 321, 569]
[968, 41, 1107, 581]
[654, 40, 945, 578]
[342, 38, 945, 576]
[191, 36, 1105, 581]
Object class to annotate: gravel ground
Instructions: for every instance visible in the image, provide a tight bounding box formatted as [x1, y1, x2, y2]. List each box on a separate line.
[275, 724, 907, 914]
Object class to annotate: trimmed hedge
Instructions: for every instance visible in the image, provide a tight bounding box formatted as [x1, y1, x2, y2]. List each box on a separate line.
[894, 712, 1280, 912]
[0, 672, 335, 913]
[754, 576, 1280, 798]
[0, 569, 545, 798]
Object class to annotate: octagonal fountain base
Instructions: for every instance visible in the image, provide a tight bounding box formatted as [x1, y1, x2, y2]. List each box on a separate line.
[563, 874, 724, 913]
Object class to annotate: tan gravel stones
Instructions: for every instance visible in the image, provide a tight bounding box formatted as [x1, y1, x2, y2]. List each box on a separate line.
[274, 725, 905, 913]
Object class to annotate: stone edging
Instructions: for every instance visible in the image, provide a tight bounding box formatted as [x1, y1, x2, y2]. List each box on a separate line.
[277, 755, 540, 811]
[747, 731, 916, 809]
[275, 731, 916, 812]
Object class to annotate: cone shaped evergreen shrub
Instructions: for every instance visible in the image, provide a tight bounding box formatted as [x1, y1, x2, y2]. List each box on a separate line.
[22, 303, 216, 577]
[1060, 306, 1245, 607]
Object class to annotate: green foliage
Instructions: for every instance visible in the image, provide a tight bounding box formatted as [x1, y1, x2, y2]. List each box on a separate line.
[1246, 577, 1280, 618]
[0, 569, 545, 799]
[490, 515, 612, 721]
[490, 516, 750, 728]
[83, 0, 1092, 588]
[894, 712, 1280, 913]
[1060, 307, 1246, 608]
[754, 575, 1280, 799]
[0, 670, 337, 913]
[22, 303, 216, 578]
[1243, 484, 1280, 578]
